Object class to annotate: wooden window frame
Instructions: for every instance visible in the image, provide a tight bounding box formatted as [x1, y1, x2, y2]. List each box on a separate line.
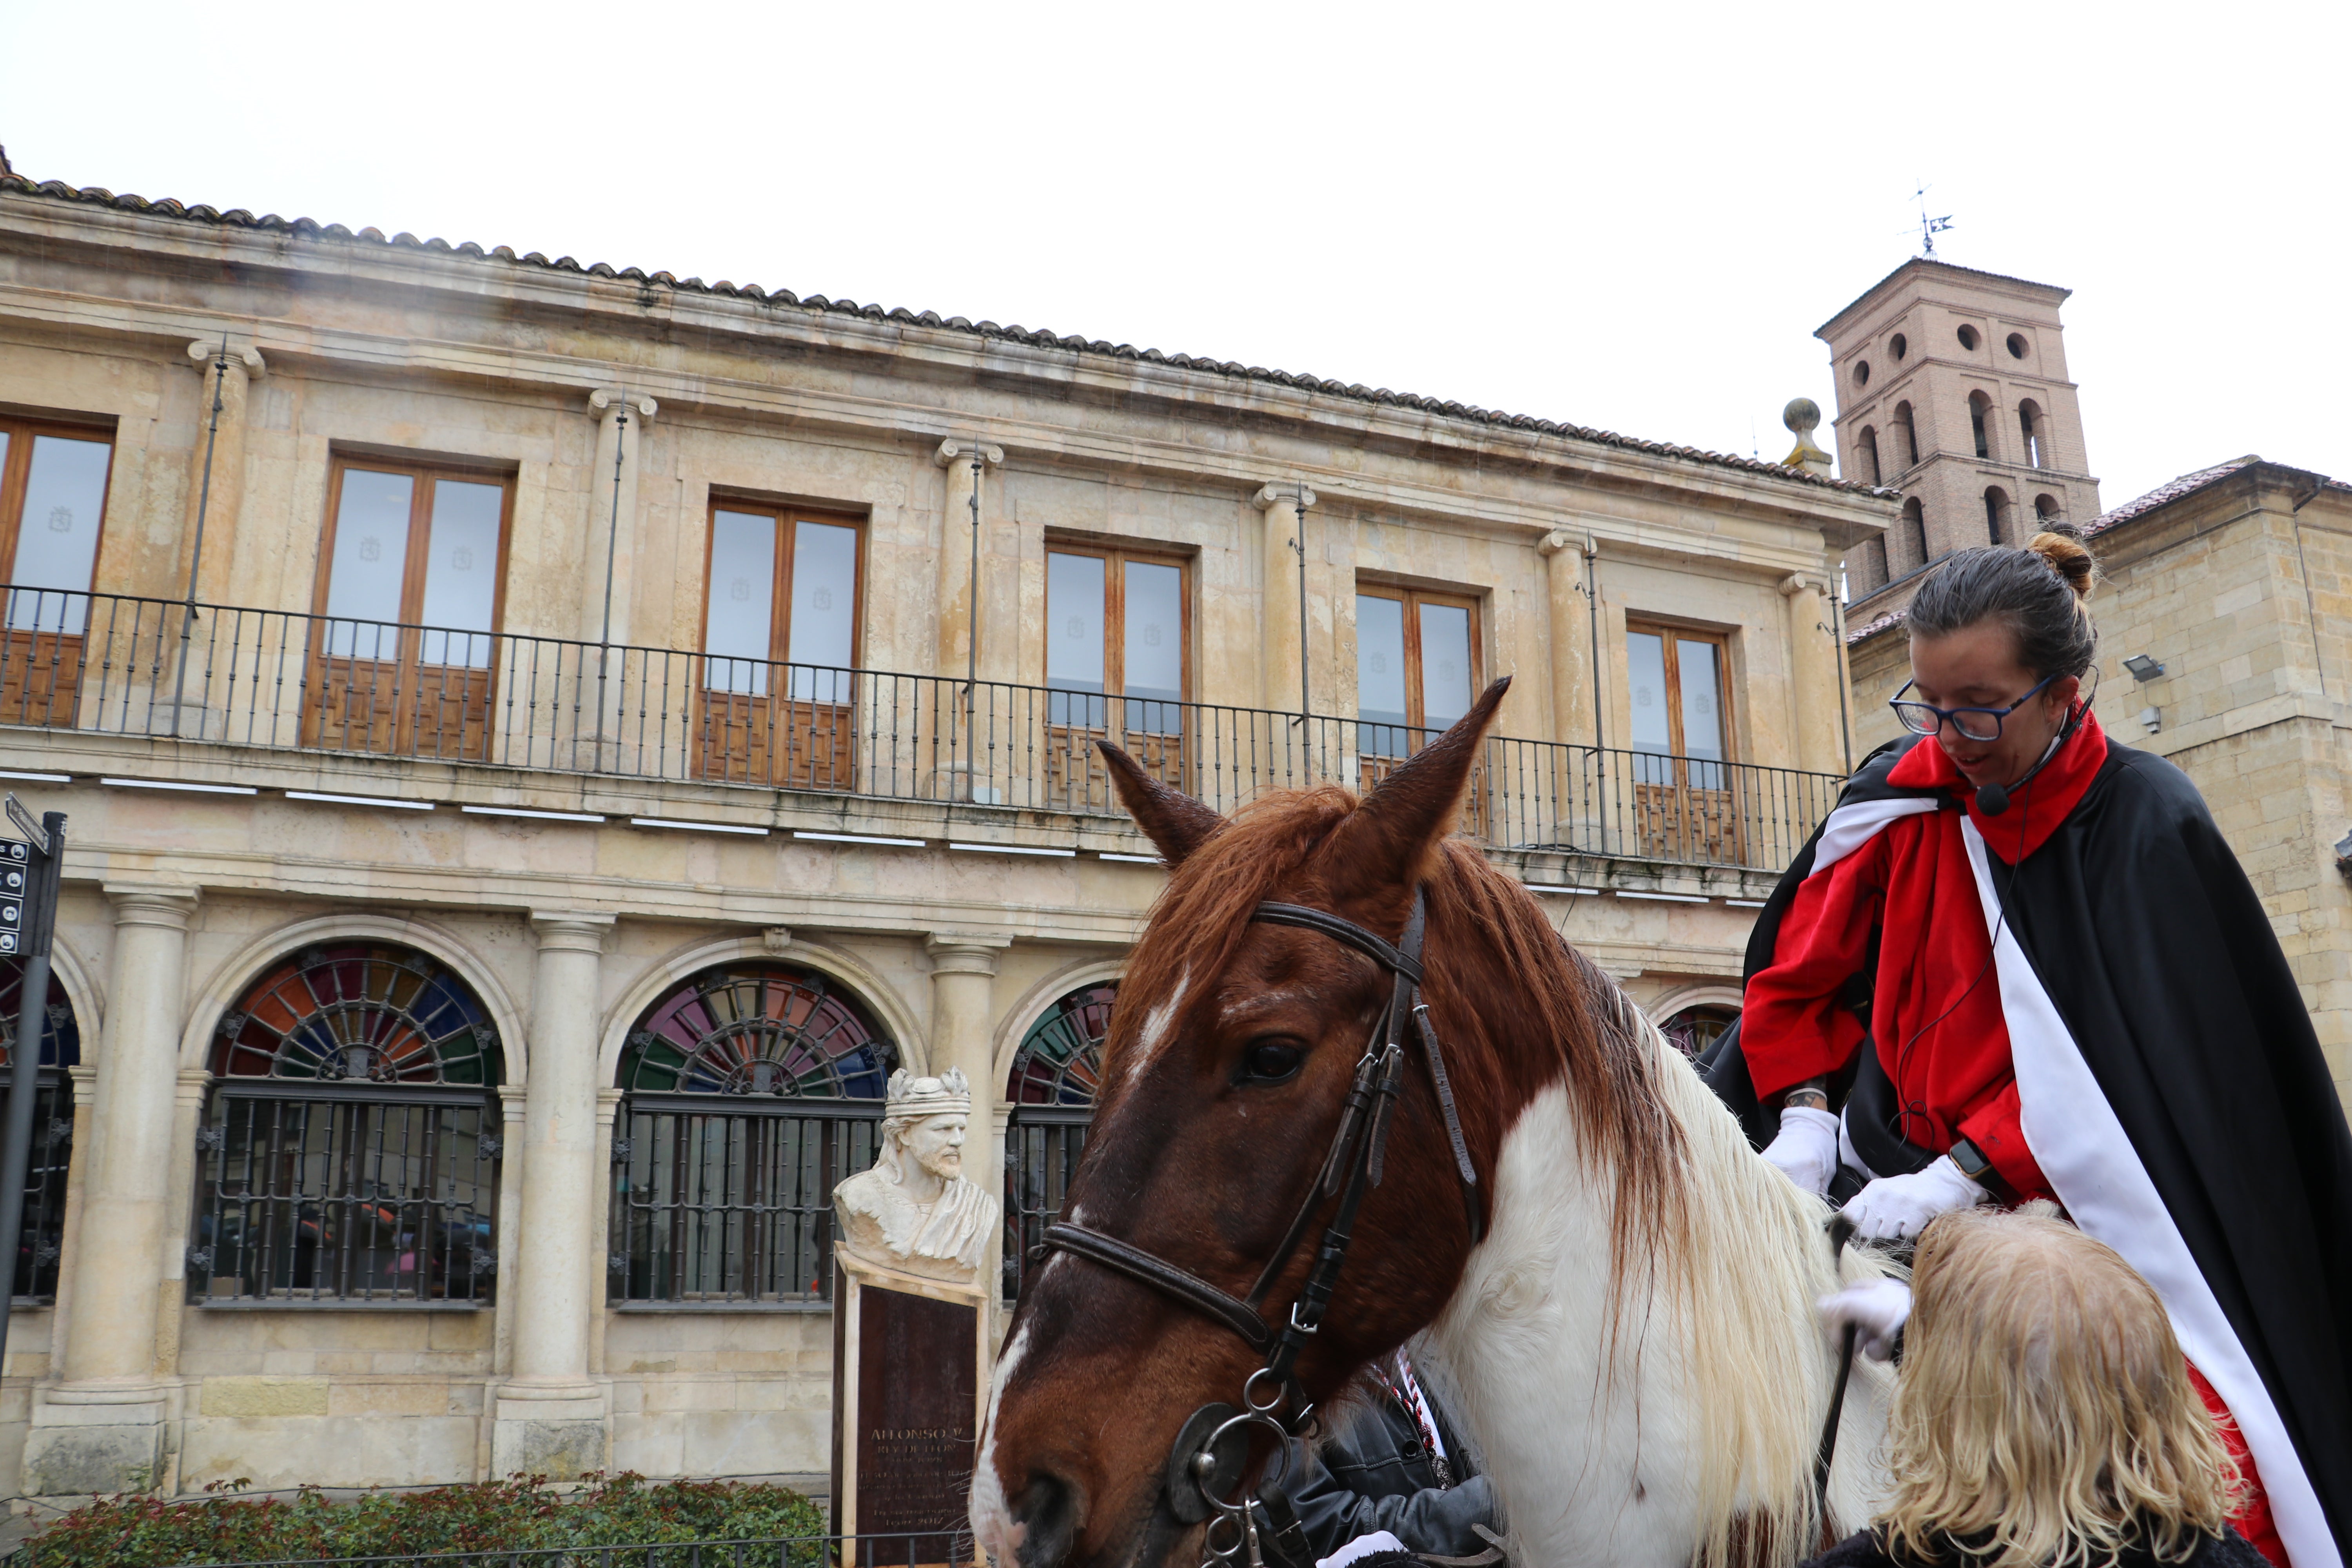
[1042, 542, 1192, 704]
[1355, 583, 1483, 735]
[0, 416, 118, 597]
[311, 455, 517, 633]
[305, 456, 517, 761]
[1624, 620, 1736, 763]
[698, 499, 869, 674]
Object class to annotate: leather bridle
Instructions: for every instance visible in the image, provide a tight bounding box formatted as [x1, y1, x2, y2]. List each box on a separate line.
[1036, 888, 1486, 1555]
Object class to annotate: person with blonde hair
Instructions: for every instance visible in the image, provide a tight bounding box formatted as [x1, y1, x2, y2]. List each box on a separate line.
[1807, 1207, 2260, 1568]
[1703, 528, 2352, 1565]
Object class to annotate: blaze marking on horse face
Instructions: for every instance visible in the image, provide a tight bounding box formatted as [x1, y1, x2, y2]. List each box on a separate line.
[1128, 966, 1191, 1083]
[970, 1323, 1031, 1566]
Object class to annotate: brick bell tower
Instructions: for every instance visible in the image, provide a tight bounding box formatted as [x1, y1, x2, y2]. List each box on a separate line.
[1817, 259, 2102, 608]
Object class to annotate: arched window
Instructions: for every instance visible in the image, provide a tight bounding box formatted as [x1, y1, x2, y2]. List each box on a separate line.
[1892, 403, 1918, 471]
[1851, 538, 1889, 597]
[1968, 392, 1994, 460]
[1857, 427, 1881, 486]
[2035, 494, 2062, 524]
[2018, 401, 2047, 469]
[1003, 982, 1113, 1301]
[1660, 1004, 1738, 1060]
[1898, 498, 1927, 575]
[193, 944, 503, 1307]
[1985, 487, 2014, 545]
[0, 960, 77, 1304]
[610, 962, 894, 1307]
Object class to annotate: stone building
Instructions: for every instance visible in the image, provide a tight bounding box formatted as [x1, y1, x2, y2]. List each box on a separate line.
[1822, 258, 2101, 604]
[0, 160, 1887, 1497]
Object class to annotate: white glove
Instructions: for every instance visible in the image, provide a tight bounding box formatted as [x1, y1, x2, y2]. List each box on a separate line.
[1318, 1532, 1407, 1568]
[1840, 1155, 1987, 1242]
[1817, 1277, 1913, 1361]
[1761, 1105, 1841, 1196]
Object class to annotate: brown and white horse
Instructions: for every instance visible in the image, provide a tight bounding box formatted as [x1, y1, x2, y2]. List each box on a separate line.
[973, 681, 1895, 1568]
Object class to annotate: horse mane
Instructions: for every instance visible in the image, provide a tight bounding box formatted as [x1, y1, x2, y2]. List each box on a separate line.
[1101, 783, 1689, 1294]
[1107, 784, 1887, 1566]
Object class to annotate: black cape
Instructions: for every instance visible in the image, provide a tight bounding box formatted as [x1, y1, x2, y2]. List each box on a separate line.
[1704, 735, 2352, 1551]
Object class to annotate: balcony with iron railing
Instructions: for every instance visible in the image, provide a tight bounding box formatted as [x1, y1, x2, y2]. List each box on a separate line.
[0, 590, 1846, 879]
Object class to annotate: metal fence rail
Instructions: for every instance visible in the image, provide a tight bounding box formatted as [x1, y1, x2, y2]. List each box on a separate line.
[9, 1530, 978, 1568]
[0, 590, 1842, 871]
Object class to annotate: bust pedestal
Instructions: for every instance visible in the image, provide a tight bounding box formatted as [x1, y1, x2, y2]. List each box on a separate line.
[830, 1247, 990, 1565]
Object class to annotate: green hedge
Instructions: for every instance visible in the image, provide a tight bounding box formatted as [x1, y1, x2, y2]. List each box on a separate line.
[20, 1472, 828, 1567]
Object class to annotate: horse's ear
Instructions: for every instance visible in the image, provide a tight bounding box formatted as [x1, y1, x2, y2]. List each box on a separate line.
[1328, 677, 1512, 900]
[1097, 740, 1225, 867]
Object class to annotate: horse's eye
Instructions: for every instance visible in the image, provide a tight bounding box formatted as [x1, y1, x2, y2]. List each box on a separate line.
[1240, 1039, 1306, 1085]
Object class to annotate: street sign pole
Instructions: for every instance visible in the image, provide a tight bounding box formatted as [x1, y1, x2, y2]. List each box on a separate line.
[0, 799, 65, 1380]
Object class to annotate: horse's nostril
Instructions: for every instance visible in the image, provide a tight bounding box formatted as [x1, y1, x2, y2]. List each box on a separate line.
[1013, 1471, 1081, 1568]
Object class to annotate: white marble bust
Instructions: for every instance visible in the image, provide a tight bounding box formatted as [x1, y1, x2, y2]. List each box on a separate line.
[833, 1068, 1000, 1283]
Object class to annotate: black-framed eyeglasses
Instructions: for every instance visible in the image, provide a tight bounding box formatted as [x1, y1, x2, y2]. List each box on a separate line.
[1889, 675, 2057, 742]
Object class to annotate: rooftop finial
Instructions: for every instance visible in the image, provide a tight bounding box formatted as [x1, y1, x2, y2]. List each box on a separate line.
[1781, 398, 1834, 478]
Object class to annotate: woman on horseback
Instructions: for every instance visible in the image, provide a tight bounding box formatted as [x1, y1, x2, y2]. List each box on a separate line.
[1715, 530, 2352, 1567]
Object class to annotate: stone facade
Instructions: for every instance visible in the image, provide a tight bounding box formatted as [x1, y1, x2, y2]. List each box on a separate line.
[1820, 259, 2101, 606]
[1842, 458, 2352, 1105]
[0, 169, 1887, 1496]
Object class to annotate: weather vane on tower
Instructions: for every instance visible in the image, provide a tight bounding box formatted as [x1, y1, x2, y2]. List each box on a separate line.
[1911, 182, 1955, 258]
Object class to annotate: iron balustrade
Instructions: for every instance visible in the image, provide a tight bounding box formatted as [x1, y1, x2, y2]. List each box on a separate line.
[0, 589, 1843, 871]
[188, 1082, 500, 1307]
[610, 1098, 881, 1308]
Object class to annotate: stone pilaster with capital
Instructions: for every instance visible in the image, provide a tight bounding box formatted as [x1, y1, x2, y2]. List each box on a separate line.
[1254, 483, 1319, 713]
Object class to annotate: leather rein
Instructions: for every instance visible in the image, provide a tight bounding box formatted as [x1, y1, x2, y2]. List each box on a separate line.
[1038, 887, 1486, 1541]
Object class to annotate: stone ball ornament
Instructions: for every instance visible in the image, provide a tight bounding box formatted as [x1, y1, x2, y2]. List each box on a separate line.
[831, 1067, 1000, 1283]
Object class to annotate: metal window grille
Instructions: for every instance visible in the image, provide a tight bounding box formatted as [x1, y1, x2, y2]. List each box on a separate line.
[190, 1086, 499, 1305]
[0, 962, 79, 1304]
[612, 963, 894, 1308]
[1002, 983, 1111, 1302]
[191, 944, 504, 1307]
[612, 1101, 878, 1305]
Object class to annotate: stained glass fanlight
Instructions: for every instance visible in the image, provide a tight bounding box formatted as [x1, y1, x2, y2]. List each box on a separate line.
[211, 944, 498, 1084]
[619, 963, 893, 1099]
[1007, 982, 1112, 1107]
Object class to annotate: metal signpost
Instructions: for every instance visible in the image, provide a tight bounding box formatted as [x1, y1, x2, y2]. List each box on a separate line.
[0, 795, 65, 1375]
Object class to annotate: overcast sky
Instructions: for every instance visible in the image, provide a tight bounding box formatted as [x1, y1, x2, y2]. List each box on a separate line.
[5, 1, 2345, 516]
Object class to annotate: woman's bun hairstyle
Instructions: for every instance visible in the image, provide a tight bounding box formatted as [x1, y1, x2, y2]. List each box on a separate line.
[2025, 523, 2096, 602]
[1908, 526, 2099, 682]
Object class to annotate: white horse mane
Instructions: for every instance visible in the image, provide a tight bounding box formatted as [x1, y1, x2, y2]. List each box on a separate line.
[1429, 978, 1898, 1568]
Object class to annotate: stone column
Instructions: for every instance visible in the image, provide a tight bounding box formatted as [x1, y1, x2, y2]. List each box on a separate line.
[1780, 572, 1846, 775]
[924, 936, 1008, 1305]
[933, 439, 1005, 680]
[25, 886, 198, 1496]
[1539, 531, 1598, 748]
[492, 911, 614, 1480]
[1253, 484, 1318, 716]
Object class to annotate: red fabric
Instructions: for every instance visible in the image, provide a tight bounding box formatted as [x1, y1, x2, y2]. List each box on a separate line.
[1742, 711, 2111, 1198]
[2190, 1361, 2286, 1565]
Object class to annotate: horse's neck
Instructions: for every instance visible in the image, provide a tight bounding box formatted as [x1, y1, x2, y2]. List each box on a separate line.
[1427, 1004, 1891, 1568]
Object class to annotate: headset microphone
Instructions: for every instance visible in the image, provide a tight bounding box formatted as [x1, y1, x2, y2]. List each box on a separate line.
[1973, 701, 2083, 817]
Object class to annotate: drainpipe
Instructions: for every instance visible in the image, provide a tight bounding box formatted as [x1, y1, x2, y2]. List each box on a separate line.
[1582, 534, 1604, 752]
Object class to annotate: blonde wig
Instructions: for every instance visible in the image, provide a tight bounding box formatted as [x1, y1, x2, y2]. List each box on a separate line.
[1880, 1207, 2243, 1567]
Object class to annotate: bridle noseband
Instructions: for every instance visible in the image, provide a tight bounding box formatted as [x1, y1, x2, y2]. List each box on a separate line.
[1035, 887, 1485, 1559]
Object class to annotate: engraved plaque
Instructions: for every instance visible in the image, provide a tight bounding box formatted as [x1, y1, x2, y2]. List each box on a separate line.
[833, 1260, 982, 1564]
